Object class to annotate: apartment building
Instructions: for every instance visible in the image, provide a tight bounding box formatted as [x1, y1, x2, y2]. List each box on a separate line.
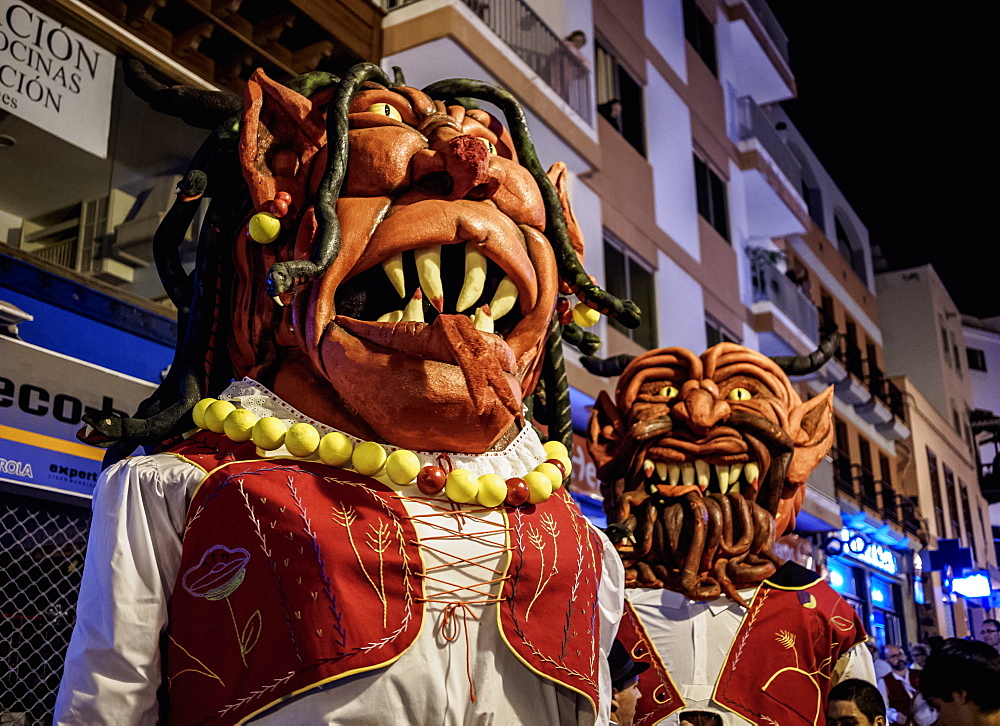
[963, 314, 1000, 550]
[877, 266, 998, 638]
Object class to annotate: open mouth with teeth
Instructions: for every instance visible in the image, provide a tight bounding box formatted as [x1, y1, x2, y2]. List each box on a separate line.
[335, 242, 525, 336]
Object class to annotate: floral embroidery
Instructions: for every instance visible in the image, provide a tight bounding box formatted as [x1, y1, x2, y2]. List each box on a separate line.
[182, 545, 260, 667]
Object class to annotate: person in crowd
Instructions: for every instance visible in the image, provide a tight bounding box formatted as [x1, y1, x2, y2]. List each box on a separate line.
[878, 644, 937, 724]
[920, 638, 1000, 725]
[827, 678, 887, 726]
[910, 643, 930, 671]
[608, 639, 647, 726]
[869, 641, 892, 679]
[980, 619, 1000, 649]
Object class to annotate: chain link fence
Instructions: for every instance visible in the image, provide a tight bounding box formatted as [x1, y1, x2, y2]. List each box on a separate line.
[1, 493, 91, 726]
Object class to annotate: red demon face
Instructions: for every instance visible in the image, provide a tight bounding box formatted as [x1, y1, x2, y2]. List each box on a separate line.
[229, 71, 563, 454]
[588, 343, 834, 602]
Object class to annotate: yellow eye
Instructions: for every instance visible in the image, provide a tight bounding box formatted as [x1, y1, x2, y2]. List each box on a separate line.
[727, 388, 752, 401]
[476, 137, 497, 155]
[657, 385, 678, 399]
[365, 103, 402, 122]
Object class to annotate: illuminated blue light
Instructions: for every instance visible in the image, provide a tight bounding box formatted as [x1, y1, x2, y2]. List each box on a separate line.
[952, 571, 991, 598]
[838, 529, 899, 575]
[872, 588, 884, 604]
[830, 569, 845, 590]
[914, 576, 926, 605]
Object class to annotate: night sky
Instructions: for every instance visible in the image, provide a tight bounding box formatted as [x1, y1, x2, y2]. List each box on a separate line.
[766, 3, 997, 318]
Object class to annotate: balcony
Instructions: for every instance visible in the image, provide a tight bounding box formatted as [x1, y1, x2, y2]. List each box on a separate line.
[384, 0, 592, 124]
[833, 341, 870, 405]
[879, 481, 899, 524]
[748, 249, 819, 352]
[980, 461, 1000, 504]
[722, 0, 794, 104]
[832, 448, 855, 498]
[854, 465, 879, 511]
[734, 98, 808, 240]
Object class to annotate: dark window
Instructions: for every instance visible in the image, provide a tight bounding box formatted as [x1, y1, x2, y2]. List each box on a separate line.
[705, 316, 738, 347]
[960, 481, 975, 560]
[693, 155, 730, 241]
[967, 347, 987, 371]
[683, 0, 717, 75]
[940, 326, 951, 367]
[944, 465, 959, 540]
[834, 215, 867, 284]
[801, 179, 824, 228]
[603, 233, 657, 349]
[927, 448, 945, 537]
[595, 42, 645, 155]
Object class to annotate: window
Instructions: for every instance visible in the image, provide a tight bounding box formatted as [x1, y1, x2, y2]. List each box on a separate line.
[705, 315, 739, 347]
[927, 448, 944, 537]
[595, 41, 645, 155]
[944, 465, 959, 540]
[967, 347, 987, 371]
[603, 232, 657, 349]
[683, 0, 717, 75]
[833, 215, 867, 284]
[940, 325, 951, 367]
[960, 481, 976, 561]
[693, 155, 730, 241]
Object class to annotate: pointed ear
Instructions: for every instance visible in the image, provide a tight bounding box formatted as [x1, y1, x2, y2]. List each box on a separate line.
[786, 385, 835, 486]
[587, 390, 627, 479]
[546, 162, 585, 262]
[240, 69, 327, 212]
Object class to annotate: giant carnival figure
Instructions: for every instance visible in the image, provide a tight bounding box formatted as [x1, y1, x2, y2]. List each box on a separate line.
[585, 340, 876, 725]
[54, 61, 638, 725]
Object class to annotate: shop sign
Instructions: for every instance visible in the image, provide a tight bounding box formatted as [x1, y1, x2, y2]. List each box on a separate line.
[839, 528, 899, 576]
[570, 432, 601, 500]
[0, 0, 115, 157]
[0, 336, 156, 498]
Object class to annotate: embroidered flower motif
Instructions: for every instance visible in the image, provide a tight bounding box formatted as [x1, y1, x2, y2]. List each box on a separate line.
[183, 545, 251, 601]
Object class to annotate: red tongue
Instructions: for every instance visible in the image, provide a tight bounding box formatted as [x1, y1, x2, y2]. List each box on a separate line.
[438, 314, 521, 419]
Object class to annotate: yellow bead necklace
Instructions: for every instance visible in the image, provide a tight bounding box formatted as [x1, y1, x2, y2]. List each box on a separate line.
[191, 397, 572, 508]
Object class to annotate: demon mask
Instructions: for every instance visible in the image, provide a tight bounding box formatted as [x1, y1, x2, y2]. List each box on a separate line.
[587, 343, 834, 604]
[82, 62, 638, 461]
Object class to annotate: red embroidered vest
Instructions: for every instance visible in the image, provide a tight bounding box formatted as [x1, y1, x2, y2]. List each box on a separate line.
[626, 563, 867, 726]
[164, 431, 605, 724]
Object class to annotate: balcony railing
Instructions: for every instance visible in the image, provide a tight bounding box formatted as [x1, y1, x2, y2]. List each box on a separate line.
[832, 448, 854, 497]
[743, 0, 790, 64]
[835, 341, 866, 381]
[899, 496, 922, 535]
[854, 465, 878, 510]
[748, 250, 819, 345]
[736, 96, 802, 191]
[385, 0, 592, 123]
[879, 481, 899, 523]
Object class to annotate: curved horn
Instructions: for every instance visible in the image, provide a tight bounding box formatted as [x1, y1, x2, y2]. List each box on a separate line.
[580, 354, 636, 378]
[770, 330, 842, 376]
[124, 58, 242, 129]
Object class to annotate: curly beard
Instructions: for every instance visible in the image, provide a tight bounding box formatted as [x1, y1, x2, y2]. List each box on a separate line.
[616, 490, 784, 607]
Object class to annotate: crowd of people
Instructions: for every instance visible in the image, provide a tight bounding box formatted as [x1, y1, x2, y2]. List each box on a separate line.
[818, 621, 1000, 726]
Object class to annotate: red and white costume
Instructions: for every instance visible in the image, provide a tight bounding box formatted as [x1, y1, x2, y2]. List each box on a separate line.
[616, 563, 875, 726]
[55, 380, 624, 725]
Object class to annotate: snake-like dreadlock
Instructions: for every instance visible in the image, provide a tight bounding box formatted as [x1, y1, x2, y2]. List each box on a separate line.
[84, 63, 638, 468]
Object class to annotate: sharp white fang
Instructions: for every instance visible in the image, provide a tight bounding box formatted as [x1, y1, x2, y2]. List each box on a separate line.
[643, 459, 655, 478]
[716, 465, 730, 494]
[681, 463, 694, 486]
[655, 462, 668, 481]
[729, 462, 743, 485]
[382, 253, 406, 298]
[402, 289, 424, 322]
[695, 460, 710, 490]
[377, 310, 403, 323]
[415, 245, 444, 312]
[729, 481, 740, 494]
[472, 305, 494, 333]
[456, 246, 487, 312]
[489, 277, 518, 320]
[271, 295, 284, 306]
[668, 464, 681, 486]
[744, 462, 760, 486]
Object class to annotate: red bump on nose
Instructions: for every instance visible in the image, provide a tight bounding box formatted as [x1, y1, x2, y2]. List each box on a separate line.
[445, 135, 491, 199]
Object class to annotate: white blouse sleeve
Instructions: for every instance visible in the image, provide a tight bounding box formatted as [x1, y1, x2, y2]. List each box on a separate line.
[53, 454, 203, 726]
[596, 526, 626, 726]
